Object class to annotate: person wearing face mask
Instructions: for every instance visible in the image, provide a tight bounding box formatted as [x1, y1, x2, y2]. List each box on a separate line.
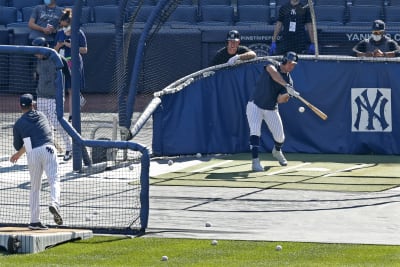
[54, 8, 88, 123]
[28, 0, 63, 47]
[352, 20, 400, 58]
[210, 30, 257, 66]
[270, 0, 315, 56]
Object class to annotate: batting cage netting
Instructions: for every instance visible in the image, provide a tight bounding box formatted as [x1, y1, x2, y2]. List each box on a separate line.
[0, 46, 149, 235]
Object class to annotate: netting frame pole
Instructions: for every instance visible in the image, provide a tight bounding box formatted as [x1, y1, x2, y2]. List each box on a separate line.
[71, 0, 84, 171]
[308, 0, 319, 57]
[124, 0, 172, 130]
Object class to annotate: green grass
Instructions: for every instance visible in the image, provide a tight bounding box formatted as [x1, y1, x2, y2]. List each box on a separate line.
[1, 236, 399, 266]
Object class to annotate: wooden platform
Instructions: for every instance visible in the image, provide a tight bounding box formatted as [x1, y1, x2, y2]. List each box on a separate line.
[0, 227, 93, 254]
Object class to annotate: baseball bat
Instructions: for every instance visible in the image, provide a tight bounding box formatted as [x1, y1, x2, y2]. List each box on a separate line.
[296, 95, 328, 120]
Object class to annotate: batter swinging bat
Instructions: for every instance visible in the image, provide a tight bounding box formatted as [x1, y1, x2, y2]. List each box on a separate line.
[295, 95, 328, 120]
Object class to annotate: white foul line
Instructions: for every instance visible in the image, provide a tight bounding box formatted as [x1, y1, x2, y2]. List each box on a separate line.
[191, 160, 233, 173]
[322, 164, 374, 177]
[267, 162, 311, 176]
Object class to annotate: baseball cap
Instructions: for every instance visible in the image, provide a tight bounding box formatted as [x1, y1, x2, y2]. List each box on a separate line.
[282, 51, 298, 64]
[372, 20, 385, 31]
[20, 93, 35, 107]
[226, 30, 240, 41]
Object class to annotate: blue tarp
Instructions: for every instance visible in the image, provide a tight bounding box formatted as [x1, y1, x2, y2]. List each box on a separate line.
[153, 58, 400, 155]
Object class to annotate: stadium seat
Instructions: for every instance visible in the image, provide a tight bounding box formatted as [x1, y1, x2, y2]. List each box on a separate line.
[198, 0, 231, 6]
[56, 0, 75, 6]
[10, 0, 42, 22]
[0, 7, 17, 26]
[198, 5, 234, 26]
[237, 0, 269, 6]
[179, 0, 194, 5]
[314, 5, 345, 26]
[351, 0, 382, 6]
[314, 0, 346, 5]
[346, 5, 383, 26]
[21, 6, 34, 22]
[165, 5, 198, 25]
[125, 5, 154, 26]
[384, 6, 400, 27]
[236, 5, 271, 26]
[9, 0, 42, 10]
[86, 0, 118, 7]
[93, 5, 118, 24]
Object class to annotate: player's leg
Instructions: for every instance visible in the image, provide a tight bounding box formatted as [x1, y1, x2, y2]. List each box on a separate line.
[43, 145, 63, 225]
[263, 109, 287, 166]
[37, 98, 63, 154]
[246, 101, 264, 171]
[27, 148, 46, 229]
[48, 99, 72, 160]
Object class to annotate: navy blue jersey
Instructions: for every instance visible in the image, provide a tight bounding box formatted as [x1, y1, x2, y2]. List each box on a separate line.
[211, 45, 252, 66]
[13, 110, 53, 151]
[251, 60, 293, 110]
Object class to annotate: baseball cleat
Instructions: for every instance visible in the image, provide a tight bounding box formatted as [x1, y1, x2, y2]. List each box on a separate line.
[63, 150, 72, 161]
[28, 222, 48, 230]
[272, 147, 287, 166]
[49, 205, 63, 225]
[252, 158, 264, 172]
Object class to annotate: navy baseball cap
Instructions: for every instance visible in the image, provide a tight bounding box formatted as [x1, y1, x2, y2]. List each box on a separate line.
[372, 20, 385, 31]
[20, 93, 34, 107]
[226, 30, 240, 41]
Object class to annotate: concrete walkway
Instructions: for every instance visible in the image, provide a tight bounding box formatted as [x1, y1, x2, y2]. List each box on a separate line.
[145, 159, 400, 245]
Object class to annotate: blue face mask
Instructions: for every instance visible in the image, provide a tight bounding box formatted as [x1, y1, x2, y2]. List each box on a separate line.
[44, 0, 51, 5]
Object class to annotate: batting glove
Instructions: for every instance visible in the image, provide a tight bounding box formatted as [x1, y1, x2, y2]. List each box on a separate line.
[269, 42, 277, 55]
[308, 43, 315, 54]
[285, 84, 300, 97]
[227, 54, 240, 65]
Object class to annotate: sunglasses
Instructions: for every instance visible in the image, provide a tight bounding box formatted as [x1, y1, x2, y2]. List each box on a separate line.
[372, 31, 384, 35]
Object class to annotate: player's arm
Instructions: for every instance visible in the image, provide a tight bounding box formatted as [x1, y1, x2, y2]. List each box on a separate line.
[238, 50, 256, 61]
[265, 64, 290, 103]
[266, 64, 288, 87]
[305, 22, 315, 44]
[383, 40, 400, 57]
[10, 146, 26, 163]
[352, 41, 372, 57]
[272, 21, 282, 44]
[28, 17, 54, 35]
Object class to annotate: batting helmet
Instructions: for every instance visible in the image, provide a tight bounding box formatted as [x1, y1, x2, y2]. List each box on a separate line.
[31, 37, 48, 47]
[282, 51, 298, 65]
[226, 30, 240, 41]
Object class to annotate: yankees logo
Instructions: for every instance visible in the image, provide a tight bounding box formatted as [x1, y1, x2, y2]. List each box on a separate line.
[351, 88, 392, 132]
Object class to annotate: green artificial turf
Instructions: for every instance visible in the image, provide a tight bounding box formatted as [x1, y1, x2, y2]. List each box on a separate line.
[1, 236, 399, 266]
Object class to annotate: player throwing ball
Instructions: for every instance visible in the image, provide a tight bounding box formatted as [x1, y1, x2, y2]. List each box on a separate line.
[246, 51, 299, 171]
[10, 94, 63, 230]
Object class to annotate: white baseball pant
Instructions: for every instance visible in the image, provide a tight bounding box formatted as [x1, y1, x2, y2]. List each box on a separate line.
[37, 98, 72, 152]
[246, 101, 285, 143]
[26, 145, 60, 223]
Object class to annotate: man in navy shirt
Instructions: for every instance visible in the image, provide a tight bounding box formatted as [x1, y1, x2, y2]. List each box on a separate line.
[10, 94, 63, 230]
[246, 52, 299, 171]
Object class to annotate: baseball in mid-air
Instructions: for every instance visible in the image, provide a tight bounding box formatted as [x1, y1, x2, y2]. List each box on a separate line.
[161, 255, 168, 261]
[168, 160, 173, 166]
[211, 240, 218, 245]
[196, 153, 202, 158]
[298, 106, 305, 113]
[275, 245, 282, 251]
